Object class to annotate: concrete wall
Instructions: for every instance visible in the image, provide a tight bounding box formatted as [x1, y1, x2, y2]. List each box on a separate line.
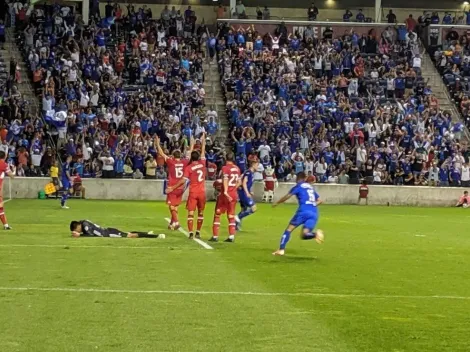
[10, 177, 465, 207]
[101, 3, 467, 24]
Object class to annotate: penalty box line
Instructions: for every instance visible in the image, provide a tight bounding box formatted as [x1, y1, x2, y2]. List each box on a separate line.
[164, 218, 213, 250]
[0, 286, 469, 301]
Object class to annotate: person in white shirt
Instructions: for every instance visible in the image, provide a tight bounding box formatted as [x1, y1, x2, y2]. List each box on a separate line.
[79, 91, 90, 108]
[254, 163, 265, 181]
[291, 150, 304, 162]
[257, 142, 271, 159]
[100, 152, 115, 178]
[0, 138, 8, 155]
[461, 162, 470, 187]
[285, 170, 297, 182]
[356, 145, 367, 167]
[412, 54, 422, 74]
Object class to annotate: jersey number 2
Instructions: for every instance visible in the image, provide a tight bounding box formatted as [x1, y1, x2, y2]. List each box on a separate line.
[196, 169, 205, 182]
[228, 174, 238, 187]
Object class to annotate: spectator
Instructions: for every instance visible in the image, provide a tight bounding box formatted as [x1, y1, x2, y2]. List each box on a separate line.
[262, 6, 271, 20]
[387, 10, 397, 24]
[307, 3, 319, 21]
[145, 155, 157, 179]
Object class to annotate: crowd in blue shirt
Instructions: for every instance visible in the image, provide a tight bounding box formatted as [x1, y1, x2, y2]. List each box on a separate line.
[217, 23, 468, 186]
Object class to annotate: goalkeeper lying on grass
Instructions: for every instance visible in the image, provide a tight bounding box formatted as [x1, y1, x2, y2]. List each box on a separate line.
[70, 220, 165, 239]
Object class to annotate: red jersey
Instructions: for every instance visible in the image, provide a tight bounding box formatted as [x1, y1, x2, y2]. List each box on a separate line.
[167, 158, 189, 188]
[221, 162, 241, 197]
[0, 160, 9, 188]
[184, 159, 206, 193]
[359, 185, 369, 198]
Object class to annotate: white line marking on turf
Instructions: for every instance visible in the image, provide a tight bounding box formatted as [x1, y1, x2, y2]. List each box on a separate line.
[164, 217, 213, 250]
[4, 199, 12, 203]
[0, 244, 182, 250]
[0, 286, 469, 301]
[415, 235, 426, 237]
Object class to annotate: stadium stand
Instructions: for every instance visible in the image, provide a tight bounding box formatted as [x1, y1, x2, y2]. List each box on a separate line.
[13, 2, 219, 178]
[217, 20, 468, 186]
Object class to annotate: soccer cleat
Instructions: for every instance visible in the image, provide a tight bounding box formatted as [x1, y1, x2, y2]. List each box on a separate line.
[61, 205, 70, 209]
[195, 231, 201, 239]
[272, 249, 285, 256]
[148, 231, 154, 235]
[315, 229, 325, 244]
[4, 225, 11, 230]
[235, 216, 242, 231]
[167, 223, 174, 230]
[157, 233, 166, 239]
[173, 223, 180, 231]
[208, 236, 218, 242]
[224, 237, 234, 243]
[188, 232, 194, 240]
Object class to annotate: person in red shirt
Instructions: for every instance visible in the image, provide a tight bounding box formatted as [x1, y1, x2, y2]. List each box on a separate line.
[156, 136, 194, 230]
[167, 133, 207, 239]
[0, 151, 15, 230]
[210, 153, 241, 243]
[358, 179, 369, 205]
[456, 191, 470, 208]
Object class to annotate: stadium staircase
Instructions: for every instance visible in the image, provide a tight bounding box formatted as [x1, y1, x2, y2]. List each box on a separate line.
[420, 44, 470, 140]
[5, 28, 39, 116]
[202, 61, 231, 150]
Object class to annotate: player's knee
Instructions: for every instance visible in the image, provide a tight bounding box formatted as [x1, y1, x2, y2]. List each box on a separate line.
[188, 211, 195, 217]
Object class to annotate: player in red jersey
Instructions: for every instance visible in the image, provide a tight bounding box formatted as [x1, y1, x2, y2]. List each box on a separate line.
[0, 151, 15, 230]
[167, 133, 207, 240]
[209, 152, 241, 243]
[155, 136, 194, 230]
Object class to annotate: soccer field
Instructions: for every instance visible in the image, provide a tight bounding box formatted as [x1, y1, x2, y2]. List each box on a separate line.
[1, 200, 469, 352]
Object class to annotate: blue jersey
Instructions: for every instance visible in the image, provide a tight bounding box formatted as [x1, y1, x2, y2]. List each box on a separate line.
[288, 182, 320, 230]
[61, 162, 71, 189]
[238, 169, 255, 208]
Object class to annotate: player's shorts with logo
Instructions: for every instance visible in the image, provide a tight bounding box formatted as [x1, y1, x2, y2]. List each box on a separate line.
[290, 211, 318, 231]
[216, 193, 237, 215]
[166, 187, 185, 206]
[238, 189, 255, 208]
[186, 191, 206, 211]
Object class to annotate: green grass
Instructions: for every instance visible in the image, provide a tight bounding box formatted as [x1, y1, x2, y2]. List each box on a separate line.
[0, 199, 470, 352]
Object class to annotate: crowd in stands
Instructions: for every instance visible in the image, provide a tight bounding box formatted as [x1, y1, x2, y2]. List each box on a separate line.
[217, 21, 470, 186]
[10, 1, 222, 179]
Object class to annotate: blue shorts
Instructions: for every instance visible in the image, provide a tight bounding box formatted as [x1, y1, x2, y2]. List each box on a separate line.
[62, 179, 71, 190]
[289, 211, 318, 231]
[238, 190, 255, 208]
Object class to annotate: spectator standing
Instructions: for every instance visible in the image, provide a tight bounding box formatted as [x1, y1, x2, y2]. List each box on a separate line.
[386, 10, 397, 24]
[262, 6, 270, 20]
[100, 152, 115, 179]
[307, 3, 319, 21]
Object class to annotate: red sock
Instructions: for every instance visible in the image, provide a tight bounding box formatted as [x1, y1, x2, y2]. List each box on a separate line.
[0, 207, 7, 225]
[171, 208, 179, 225]
[212, 215, 220, 237]
[197, 213, 204, 231]
[169, 206, 175, 223]
[187, 217, 194, 233]
[228, 215, 236, 236]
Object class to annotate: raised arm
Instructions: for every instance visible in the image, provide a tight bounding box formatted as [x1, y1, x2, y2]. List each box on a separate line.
[154, 136, 169, 161]
[200, 132, 207, 157]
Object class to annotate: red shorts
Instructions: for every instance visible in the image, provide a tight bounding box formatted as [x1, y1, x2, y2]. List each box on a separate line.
[166, 188, 184, 206]
[186, 192, 206, 212]
[216, 194, 237, 215]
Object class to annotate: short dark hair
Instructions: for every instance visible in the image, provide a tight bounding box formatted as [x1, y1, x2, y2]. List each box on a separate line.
[70, 221, 80, 232]
[173, 149, 182, 159]
[296, 172, 306, 181]
[226, 152, 234, 162]
[190, 150, 200, 162]
[0, 151, 6, 160]
[465, 191, 468, 195]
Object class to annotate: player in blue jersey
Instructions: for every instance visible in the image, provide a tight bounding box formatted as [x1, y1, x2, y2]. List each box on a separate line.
[272, 172, 324, 256]
[235, 160, 259, 230]
[60, 155, 73, 209]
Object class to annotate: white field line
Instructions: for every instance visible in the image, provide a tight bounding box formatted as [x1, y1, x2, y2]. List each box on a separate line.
[0, 244, 182, 250]
[164, 217, 213, 250]
[0, 286, 468, 300]
[4, 199, 12, 203]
